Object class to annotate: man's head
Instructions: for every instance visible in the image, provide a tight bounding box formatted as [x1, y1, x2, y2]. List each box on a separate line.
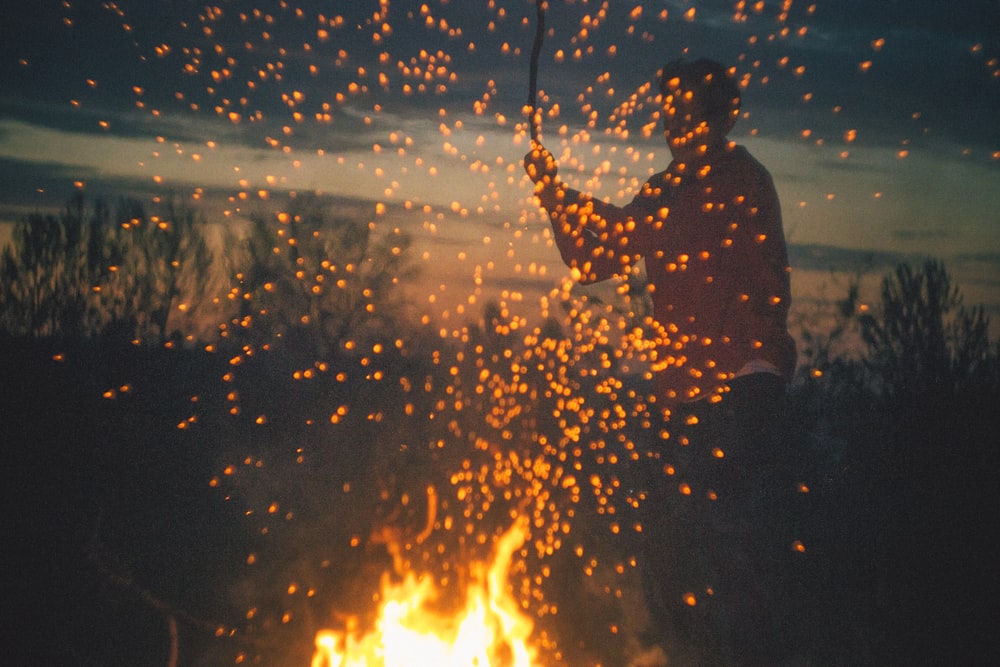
[658, 58, 741, 153]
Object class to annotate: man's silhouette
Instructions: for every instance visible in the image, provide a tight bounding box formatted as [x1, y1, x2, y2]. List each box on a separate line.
[525, 58, 804, 665]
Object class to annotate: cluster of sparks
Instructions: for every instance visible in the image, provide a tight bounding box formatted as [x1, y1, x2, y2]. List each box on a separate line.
[210, 268, 666, 663]
[21, 0, 999, 664]
[51, 0, 977, 214]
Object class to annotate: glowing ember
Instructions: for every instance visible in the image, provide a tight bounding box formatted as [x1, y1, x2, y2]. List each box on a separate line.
[311, 518, 535, 667]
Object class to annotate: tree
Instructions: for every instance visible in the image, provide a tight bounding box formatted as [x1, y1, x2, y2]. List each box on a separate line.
[859, 259, 997, 406]
[99, 199, 215, 343]
[851, 263, 1000, 667]
[1, 196, 109, 339]
[223, 196, 418, 357]
[0, 195, 215, 343]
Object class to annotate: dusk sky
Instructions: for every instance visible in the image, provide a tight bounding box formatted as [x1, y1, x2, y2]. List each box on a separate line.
[2, 0, 999, 331]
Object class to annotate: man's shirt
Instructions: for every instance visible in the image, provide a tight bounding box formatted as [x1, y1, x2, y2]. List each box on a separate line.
[536, 142, 797, 404]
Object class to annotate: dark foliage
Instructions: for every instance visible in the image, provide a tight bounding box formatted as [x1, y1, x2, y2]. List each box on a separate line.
[3, 201, 998, 667]
[1, 196, 214, 344]
[221, 195, 419, 359]
[791, 260, 1000, 665]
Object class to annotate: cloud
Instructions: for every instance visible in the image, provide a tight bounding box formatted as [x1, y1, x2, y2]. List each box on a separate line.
[2, 0, 998, 321]
[788, 242, 904, 274]
[891, 229, 951, 242]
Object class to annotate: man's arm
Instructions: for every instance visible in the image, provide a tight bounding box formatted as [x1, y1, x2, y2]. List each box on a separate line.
[524, 143, 635, 284]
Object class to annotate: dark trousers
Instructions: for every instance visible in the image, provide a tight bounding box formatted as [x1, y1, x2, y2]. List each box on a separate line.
[640, 373, 807, 666]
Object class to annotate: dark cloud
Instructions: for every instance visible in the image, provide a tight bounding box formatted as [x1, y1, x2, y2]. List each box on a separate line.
[0, 156, 99, 221]
[807, 0, 1000, 39]
[891, 228, 952, 242]
[956, 251, 1000, 265]
[4, 0, 996, 154]
[812, 158, 883, 173]
[788, 242, 906, 274]
[952, 252, 1000, 289]
[712, 0, 1000, 150]
[2, 2, 998, 271]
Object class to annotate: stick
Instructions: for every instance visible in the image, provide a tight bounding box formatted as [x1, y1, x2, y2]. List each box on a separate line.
[527, 0, 546, 142]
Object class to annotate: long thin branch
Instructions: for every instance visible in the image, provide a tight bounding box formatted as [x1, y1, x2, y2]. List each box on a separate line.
[527, 0, 547, 142]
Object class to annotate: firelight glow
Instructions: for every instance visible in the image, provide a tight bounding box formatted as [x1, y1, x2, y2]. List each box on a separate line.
[311, 518, 535, 667]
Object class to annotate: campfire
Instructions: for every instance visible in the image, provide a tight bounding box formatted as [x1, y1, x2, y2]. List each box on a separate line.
[311, 517, 536, 667]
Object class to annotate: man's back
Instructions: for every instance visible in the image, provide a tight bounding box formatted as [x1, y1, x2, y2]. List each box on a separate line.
[624, 144, 796, 402]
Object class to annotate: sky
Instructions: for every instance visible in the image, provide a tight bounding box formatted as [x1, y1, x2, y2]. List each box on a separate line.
[2, 0, 999, 333]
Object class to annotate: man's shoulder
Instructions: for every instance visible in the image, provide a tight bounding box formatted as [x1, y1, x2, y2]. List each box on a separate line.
[720, 144, 775, 189]
[729, 144, 770, 172]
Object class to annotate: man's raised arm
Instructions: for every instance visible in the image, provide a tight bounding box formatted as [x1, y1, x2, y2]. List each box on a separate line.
[524, 142, 634, 284]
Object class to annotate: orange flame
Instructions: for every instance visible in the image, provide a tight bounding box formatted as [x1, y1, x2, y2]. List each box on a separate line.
[311, 517, 536, 667]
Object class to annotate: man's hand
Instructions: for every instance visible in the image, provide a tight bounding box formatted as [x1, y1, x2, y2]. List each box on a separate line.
[523, 141, 558, 186]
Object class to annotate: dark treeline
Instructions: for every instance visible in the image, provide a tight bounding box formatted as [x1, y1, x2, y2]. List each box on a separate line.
[1, 196, 213, 344]
[2, 197, 999, 666]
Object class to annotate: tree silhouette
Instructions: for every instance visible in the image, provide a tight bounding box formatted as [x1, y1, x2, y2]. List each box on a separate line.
[1, 197, 105, 339]
[0, 196, 215, 343]
[859, 259, 997, 406]
[102, 199, 214, 343]
[223, 196, 418, 357]
[849, 263, 1000, 667]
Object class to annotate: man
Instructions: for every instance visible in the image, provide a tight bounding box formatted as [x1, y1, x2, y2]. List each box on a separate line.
[525, 58, 804, 665]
